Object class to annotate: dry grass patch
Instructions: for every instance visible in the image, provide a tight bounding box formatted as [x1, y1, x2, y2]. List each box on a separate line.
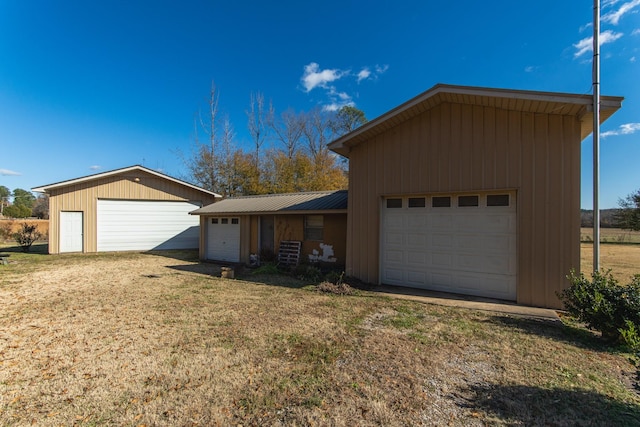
[1, 250, 639, 425]
[581, 242, 640, 282]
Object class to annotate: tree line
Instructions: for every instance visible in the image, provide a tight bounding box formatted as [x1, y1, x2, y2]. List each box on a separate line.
[180, 83, 367, 197]
[0, 186, 48, 219]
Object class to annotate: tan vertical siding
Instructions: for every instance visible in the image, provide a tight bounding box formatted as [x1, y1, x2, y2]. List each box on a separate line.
[47, 170, 216, 254]
[347, 102, 581, 308]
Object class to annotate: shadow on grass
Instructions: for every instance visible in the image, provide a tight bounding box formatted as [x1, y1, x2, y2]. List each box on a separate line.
[142, 249, 200, 262]
[484, 315, 615, 353]
[464, 383, 640, 425]
[0, 242, 48, 255]
[163, 262, 310, 289]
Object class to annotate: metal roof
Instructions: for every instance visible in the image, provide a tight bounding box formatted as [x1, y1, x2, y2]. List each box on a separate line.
[190, 190, 348, 215]
[328, 83, 624, 157]
[32, 165, 221, 197]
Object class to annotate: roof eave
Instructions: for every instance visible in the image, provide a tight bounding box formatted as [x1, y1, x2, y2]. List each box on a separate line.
[31, 165, 221, 197]
[190, 209, 348, 216]
[327, 83, 624, 157]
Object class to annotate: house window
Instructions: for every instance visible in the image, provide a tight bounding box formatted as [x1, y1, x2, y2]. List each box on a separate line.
[211, 218, 219, 224]
[487, 194, 510, 207]
[304, 215, 323, 241]
[432, 196, 451, 208]
[408, 197, 426, 208]
[458, 195, 479, 207]
[221, 218, 229, 224]
[231, 218, 239, 224]
[386, 198, 402, 208]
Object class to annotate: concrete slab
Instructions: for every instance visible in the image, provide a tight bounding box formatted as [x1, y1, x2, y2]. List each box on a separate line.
[372, 285, 560, 322]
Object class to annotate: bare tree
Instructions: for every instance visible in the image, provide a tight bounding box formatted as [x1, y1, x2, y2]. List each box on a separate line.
[183, 82, 221, 191]
[246, 92, 273, 169]
[268, 109, 305, 160]
[301, 108, 336, 164]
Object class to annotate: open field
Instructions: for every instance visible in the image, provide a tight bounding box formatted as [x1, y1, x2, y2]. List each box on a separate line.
[581, 242, 640, 282]
[0, 219, 49, 241]
[1, 244, 639, 425]
[581, 227, 640, 244]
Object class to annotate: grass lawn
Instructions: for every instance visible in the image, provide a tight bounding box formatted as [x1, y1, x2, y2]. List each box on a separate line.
[0, 243, 639, 426]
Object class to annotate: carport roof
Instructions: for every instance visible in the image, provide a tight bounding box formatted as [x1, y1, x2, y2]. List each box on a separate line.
[190, 190, 348, 215]
[32, 165, 221, 197]
[328, 83, 624, 157]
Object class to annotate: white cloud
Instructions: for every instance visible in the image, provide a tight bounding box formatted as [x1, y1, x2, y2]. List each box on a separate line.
[0, 169, 21, 176]
[579, 22, 593, 33]
[573, 30, 624, 58]
[603, 0, 640, 25]
[357, 68, 371, 83]
[301, 62, 344, 92]
[601, 122, 640, 137]
[524, 65, 536, 72]
[633, 28, 640, 35]
[89, 165, 101, 171]
[301, 62, 388, 111]
[631, 56, 637, 62]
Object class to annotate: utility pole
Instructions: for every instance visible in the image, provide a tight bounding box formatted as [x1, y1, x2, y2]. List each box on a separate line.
[593, 0, 601, 271]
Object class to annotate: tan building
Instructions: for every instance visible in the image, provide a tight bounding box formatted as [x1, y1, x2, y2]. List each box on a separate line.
[33, 165, 219, 254]
[190, 190, 347, 266]
[328, 84, 623, 309]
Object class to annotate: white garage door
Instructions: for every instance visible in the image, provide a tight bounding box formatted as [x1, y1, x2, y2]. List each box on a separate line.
[97, 200, 201, 251]
[381, 192, 516, 300]
[206, 217, 240, 262]
[60, 211, 83, 253]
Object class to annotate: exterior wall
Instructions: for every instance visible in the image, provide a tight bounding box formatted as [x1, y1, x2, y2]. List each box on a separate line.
[207, 213, 347, 266]
[346, 102, 581, 308]
[48, 170, 216, 254]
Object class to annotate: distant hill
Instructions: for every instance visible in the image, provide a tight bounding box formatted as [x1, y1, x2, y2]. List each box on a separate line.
[581, 209, 622, 228]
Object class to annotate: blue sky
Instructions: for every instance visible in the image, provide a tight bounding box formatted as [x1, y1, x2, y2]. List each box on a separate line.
[1, 0, 638, 208]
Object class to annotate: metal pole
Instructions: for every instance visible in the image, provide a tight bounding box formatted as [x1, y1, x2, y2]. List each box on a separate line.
[593, 0, 601, 271]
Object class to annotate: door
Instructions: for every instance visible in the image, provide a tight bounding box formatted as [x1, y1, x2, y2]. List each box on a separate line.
[60, 211, 83, 253]
[97, 200, 201, 251]
[260, 215, 275, 253]
[206, 217, 241, 262]
[380, 192, 516, 300]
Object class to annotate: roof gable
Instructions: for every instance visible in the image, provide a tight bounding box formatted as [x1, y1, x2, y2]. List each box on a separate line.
[191, 190, 348, 215]
[328, 83, 624, 157]
[32, 165, 221, 197]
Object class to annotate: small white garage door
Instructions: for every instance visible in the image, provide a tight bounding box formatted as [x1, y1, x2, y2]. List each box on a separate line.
[206, 217, 240, 262]
[97, 200, 201, 251]
[60, 211, 83, 253]
[381, 192, 516, 300]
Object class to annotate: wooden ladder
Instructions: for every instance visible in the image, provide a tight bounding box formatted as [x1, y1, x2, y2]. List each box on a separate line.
[278, 240, 302, 267]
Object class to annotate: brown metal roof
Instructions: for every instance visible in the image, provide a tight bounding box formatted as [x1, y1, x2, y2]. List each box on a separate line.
[190, 190, 348, 215]
[328, 83, 624, 157]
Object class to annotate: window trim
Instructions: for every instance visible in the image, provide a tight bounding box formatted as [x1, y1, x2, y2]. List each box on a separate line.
[304, 215, 324, 241]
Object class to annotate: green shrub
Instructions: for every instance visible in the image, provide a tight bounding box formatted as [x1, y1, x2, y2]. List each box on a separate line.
[251, 263, 280, 275]
[292, 264, 323, 282]
[558, 270, 640, 346]
[13, 223, 42, 252]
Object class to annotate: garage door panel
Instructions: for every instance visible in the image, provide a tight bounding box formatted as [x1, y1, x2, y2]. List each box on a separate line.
[407, 233, 427, 247]
[407, 250, 427, 265]
[407, 270, 427, 286]
[381, 192, 516, 300]
[206, 219, 240, 262]
[384, 249, 404, 264]
[385, 232, 404, 245]
[97, 200, 200, 252]
[383, 268, 404, 282]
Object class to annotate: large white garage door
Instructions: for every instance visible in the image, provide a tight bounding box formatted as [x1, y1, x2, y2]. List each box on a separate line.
[97, 200, 201, 251]
[206, 217, 240, 262]
[381, 192, 516, 300]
